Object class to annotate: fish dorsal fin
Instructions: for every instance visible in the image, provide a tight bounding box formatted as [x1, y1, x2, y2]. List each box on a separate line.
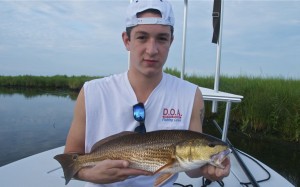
[154, 173, 174, 187]
[91, 131, 136, 152]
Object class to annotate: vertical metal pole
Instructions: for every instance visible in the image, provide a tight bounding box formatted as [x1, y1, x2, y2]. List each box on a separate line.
[180, 0, 188, 79]
[212, 0, 225, 113]
[221, 101, 231, 141]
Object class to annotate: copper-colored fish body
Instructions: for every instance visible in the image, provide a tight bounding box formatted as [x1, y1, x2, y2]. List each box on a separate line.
[54, 130, 230, 186]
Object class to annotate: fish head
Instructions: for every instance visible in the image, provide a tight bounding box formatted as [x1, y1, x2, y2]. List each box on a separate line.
[175, 138, 230, 170]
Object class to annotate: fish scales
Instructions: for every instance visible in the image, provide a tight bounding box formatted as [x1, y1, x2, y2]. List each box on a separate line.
[91, 134, 176, 172]
[73, 132, 176, 172]
[54, 130, 230, 186]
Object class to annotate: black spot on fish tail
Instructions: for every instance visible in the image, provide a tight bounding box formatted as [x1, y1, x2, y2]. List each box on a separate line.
[54, 153, 81, 185]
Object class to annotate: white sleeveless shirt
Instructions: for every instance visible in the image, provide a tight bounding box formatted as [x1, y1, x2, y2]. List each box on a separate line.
[83, 72, 197, 187]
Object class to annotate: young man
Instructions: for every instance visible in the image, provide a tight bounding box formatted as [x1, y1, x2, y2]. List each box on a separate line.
[64, 0, 230, 186]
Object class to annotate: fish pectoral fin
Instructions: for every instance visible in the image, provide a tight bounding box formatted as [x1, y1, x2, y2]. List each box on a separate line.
[154, 173, 174, 187]
[153, 159, 176, 187]
[154, 159, 176, 174]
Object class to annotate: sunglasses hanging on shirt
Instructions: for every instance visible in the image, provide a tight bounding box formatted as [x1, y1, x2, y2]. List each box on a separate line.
[133, 102, 146, 133]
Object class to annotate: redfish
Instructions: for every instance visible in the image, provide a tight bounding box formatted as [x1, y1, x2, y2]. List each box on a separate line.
[54, 130, 230, 186]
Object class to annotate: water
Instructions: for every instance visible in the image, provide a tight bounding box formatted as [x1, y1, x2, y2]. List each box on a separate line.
[0, 88, 298, 186]
[0, 88, 75, 166]
[204, 125, 299, 187]
[228, 133, 299, 187]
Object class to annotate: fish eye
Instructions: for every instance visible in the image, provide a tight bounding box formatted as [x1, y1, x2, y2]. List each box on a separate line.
[208, 143, 216, 148]
[72, 154, 78, 160]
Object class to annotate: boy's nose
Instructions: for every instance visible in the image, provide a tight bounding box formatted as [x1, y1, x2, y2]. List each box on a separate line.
[145, 39, 158, 55]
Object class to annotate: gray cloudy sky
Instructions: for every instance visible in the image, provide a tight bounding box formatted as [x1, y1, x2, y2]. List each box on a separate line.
[0, 0, 299, 78]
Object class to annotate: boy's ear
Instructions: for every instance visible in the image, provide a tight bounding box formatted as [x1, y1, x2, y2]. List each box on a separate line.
[122, 32, 130, 51]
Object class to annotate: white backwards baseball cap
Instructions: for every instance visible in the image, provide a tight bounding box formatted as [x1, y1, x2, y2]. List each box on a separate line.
[125, 0, 175, 27]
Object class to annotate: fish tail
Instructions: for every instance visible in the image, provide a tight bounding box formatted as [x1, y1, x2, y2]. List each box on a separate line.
[54, 153, 82, 185]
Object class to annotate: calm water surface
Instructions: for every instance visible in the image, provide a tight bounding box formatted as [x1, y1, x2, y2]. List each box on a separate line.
[0, 89, 75, 166]
[0, 89, 298, 186]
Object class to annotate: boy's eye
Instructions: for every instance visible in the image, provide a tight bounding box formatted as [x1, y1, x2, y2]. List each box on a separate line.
[159, 37, 168, 41]
[137, 35, 147, 40]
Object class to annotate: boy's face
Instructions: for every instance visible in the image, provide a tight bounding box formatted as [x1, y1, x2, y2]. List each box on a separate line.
[123, 12, 173, 78]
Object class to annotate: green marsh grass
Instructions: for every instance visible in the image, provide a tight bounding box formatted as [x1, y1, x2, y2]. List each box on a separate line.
[0, 71, 299, 142]
[165, 68, 299, 142]
[198, 76, 299, 142]
[0, 75, 100, 90]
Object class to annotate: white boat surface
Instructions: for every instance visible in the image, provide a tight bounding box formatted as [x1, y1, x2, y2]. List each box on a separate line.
[0, 144, 294, 187]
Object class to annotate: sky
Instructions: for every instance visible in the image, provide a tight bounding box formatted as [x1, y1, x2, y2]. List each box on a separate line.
[0, 0, 299, 79]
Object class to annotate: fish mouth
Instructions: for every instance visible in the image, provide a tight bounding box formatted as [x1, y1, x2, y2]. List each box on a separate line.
[210, 149, 231, 169]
